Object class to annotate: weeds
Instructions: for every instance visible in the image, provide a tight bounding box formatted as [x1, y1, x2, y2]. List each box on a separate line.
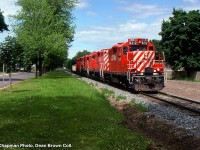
[174, 77, 200, 82]
[89, 82, 95, 86]
[101, 88, 115, 97]
[131, 99, 149, 112]
[116, 95, 127, 101]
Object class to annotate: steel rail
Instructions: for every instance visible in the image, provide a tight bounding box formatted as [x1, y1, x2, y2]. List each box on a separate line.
[158, 91, 200, 104]
[142, 92, 200, 114]
[67, 70, 200, 113]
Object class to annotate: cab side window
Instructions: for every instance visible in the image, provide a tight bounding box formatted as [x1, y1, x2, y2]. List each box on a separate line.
[113, 48, 117, 54]
[92, 56, 95, 60]
[149, 46, 154, 51]
[123, 46, 128, 54]
[98, 53, 101, 62]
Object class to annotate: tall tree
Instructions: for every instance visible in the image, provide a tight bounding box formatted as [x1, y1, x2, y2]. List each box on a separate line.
[13, 0, 77, 77]
[0, 36, 19, 72]
[73, 50, 91, 61]
[0, 36, 20, 93]
[65, 50, 91, 69]
[150, 39, 162, 52]
[159, 9, 200, 74]
[0, 9, 8, 32]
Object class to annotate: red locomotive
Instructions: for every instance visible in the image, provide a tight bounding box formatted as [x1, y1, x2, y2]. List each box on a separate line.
[75, 38, 165, 91]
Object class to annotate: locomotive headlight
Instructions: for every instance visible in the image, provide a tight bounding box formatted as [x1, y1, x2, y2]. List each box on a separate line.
[137, 72, 143, 75]
[129, 38, 136, 45]
[157, 68, 160, 71]
[142, 39, 147, 45]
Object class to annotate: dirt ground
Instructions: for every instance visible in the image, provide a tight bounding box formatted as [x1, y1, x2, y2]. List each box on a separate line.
[108, 97, 200, 150]
[162, 80, 200, 101]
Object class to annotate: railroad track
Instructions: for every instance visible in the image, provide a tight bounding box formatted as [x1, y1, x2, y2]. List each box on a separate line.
[141, 92, 200, 114]
[68, 70, 200, 114]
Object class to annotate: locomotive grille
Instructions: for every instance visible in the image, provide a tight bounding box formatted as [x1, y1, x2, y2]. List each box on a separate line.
[145, 67, 153, 75]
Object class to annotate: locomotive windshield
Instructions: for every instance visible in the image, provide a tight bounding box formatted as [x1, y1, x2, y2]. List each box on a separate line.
[155, 52, 165, 61]
[130, 45, 147, 51]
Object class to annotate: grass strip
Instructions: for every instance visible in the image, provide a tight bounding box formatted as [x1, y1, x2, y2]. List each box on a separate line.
[0, 71, 150, 149]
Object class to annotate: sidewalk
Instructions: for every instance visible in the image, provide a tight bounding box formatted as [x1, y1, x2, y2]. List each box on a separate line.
[0, 72, 19, 76]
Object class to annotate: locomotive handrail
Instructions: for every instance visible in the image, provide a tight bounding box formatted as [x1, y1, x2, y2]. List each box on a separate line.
[128, 64, 135, 69]
[154, 60, 165, 63]
[127, 70, 131, 83]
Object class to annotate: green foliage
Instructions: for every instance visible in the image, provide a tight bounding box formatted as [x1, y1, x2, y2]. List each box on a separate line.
[159, 9, 200, 72]
[0, 9, 8, 32]
[66, 50, 91, 69]
[65, 58, 73, 69]
[150, 39, 162, 52]
[174, 76, 200, 82]
[13, 0, 77, 76]
[73, 50, 92, 60]
[0, 36, 23, 72]
[0, 72, 151, 149]
[131, 99, 149, 112]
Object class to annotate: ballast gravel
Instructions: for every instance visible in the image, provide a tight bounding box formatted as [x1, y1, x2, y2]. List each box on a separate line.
[75, 75, 200, 138]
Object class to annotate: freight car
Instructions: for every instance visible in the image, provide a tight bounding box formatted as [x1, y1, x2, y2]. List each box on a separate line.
[75, 38, 165, 91]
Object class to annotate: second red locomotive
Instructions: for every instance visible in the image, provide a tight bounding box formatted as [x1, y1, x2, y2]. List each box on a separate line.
[75, 38, 165, 91]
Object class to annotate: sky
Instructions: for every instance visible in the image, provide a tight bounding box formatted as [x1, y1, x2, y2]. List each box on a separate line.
[0, 0, 200, 58]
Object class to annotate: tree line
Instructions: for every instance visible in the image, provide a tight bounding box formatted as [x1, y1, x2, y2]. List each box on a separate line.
[0, 0, 77, 77]
[152, 9, 200, 75]
[0, 5, 200, 77]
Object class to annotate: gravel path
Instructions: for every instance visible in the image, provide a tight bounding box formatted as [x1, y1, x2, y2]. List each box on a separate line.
[162, 80, 200, 101]
[74, 75, 200, 137]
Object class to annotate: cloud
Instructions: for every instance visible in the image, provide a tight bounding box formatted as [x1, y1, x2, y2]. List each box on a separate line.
[119, 3, 170, 19]
[183, 6, 200, 10]
[76, 0, 89, 9]
[75, 20, 161, 44]
[69, 20, 161, 57]
[0, 0, 20, 29]
[0, 0, 19, 42]
[183, 0, 199, 3]
[112, 0, 129, 4]
[0, 0, 19, 17]
[86, 11, 97, 15]
[175, 1, 200, 12]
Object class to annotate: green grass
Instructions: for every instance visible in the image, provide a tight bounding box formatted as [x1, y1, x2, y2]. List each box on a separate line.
[0, 71, 151, 150]
[100, 88, 115, 97]
[116, 95, 127, 101]
[131, 99, 149, 112]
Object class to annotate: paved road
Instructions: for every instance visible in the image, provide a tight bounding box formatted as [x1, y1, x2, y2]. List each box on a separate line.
[0, 72, 35, 89]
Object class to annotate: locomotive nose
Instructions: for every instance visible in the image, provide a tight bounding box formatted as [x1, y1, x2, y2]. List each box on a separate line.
[144, 52, 148, 59]
[145, 76, 154, 84]
[145, 67, 153, 75]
